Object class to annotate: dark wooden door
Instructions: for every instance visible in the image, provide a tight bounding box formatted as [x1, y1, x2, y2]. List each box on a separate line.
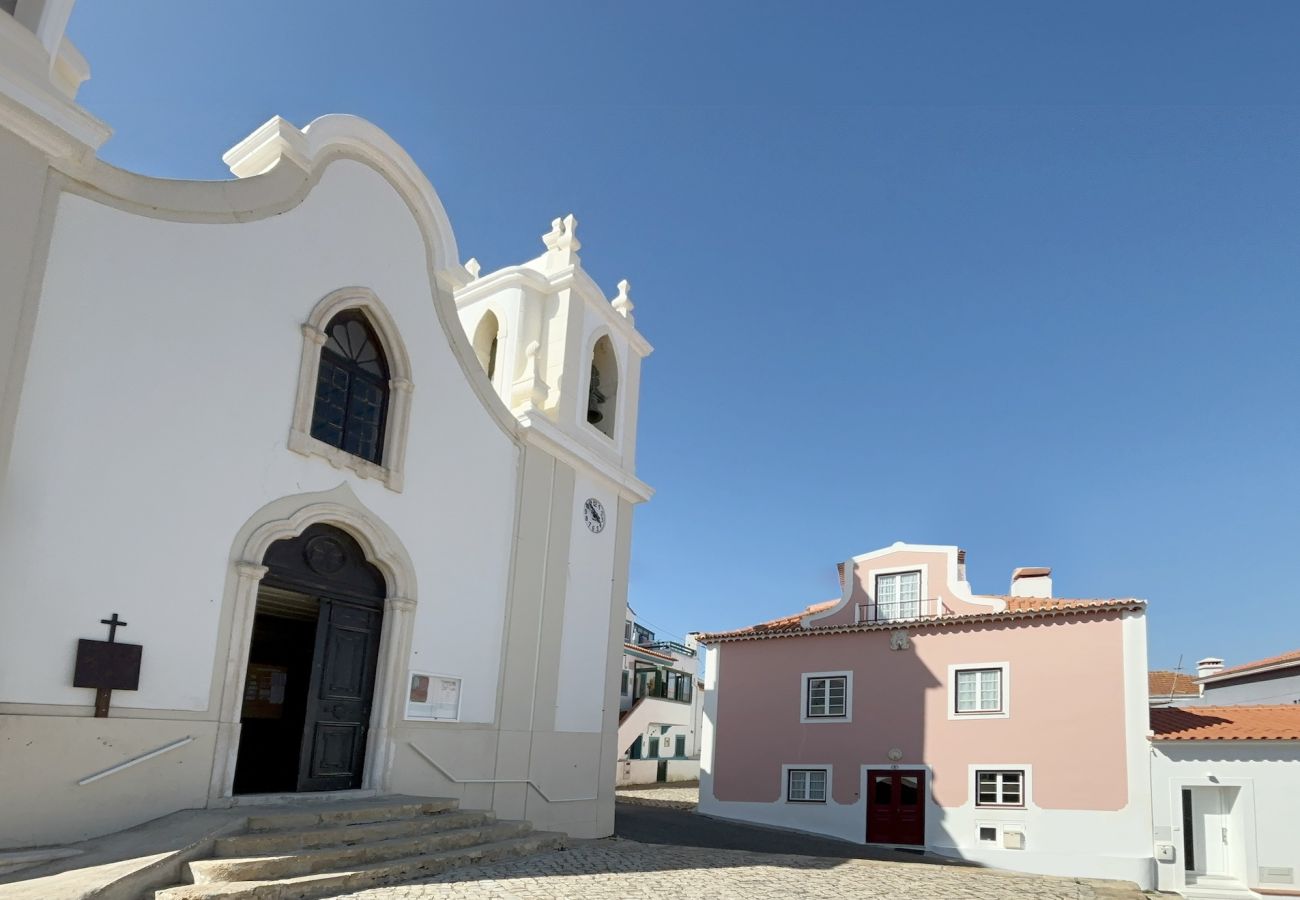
[866, 770, 926, 845]
[297, 599, 383, 792]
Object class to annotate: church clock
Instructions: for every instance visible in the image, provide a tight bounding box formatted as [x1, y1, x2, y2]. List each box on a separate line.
[583, 498, 606, 533]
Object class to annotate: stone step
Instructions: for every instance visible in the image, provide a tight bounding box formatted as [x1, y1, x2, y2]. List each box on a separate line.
[190, 820, 533, 883]
[154, 831, 567, 900]
[214, 808, 494, 856]
[243, 798, 458, 833]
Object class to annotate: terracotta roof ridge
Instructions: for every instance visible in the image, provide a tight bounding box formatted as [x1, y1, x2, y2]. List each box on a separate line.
[1204, 647, 1300, 680]
[697, 597, 1143, 644]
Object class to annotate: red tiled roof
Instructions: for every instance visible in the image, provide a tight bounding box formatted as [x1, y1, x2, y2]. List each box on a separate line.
[696, 596, 1142, 644]
[993, 596, 1130, 613]
[624, 642, 674, 662]
[1150, 705, 1300, 741]
[1149, 670, 1200, 697]
[1204, 648, 1300, 682]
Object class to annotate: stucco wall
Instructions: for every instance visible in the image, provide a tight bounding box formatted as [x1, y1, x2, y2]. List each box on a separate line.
[0, 160, 517, 721]
[710, 615, 1129, 810]
[553, 472, 619, 734]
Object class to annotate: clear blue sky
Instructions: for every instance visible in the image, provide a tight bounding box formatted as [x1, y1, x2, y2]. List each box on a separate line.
[70, 1, 1300, 672]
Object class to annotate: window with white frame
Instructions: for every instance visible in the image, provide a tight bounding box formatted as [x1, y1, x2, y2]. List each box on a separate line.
[955, 668, 1002, 714]
[876, 570, 921, 620]
[805, 675, 847, 718]
[787, 768, 827, 802]
[975, 770, 1024, 807]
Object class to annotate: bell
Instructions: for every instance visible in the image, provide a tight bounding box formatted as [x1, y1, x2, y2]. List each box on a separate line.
[587, 408, 603, 425]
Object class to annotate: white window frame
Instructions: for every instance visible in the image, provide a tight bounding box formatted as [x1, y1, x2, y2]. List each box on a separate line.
[782, 764, 831, 803]
[801, 670, 852, 724]
[867, 562, 930, 621]
[875, 569, 923, 620]
[975, 769, 1025, 808]
[947, 662, 1010, 720]
[967, 763, 1032, 812]
[288, 287, 414, 492]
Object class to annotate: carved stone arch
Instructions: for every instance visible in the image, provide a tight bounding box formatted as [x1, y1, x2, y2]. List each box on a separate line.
[209, 488, 418, 802]
[583, 326, 622, 440]
[288, 286, 414, 491]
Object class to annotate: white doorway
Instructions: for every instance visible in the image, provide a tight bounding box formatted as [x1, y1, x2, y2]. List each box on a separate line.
[1182, 785, 1246, 892]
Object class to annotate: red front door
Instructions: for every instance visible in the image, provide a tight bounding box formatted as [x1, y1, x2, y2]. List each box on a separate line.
[866, 770, 926, 845]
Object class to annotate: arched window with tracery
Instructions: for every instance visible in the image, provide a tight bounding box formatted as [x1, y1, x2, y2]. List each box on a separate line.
[310, 311, 391, 465]
[587, 335, 618, 438]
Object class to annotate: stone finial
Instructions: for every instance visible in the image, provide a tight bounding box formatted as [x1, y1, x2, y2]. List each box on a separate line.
[611, 279, 634, 318]
[465, 258, 481, 280]
[541, 213, 581, 254]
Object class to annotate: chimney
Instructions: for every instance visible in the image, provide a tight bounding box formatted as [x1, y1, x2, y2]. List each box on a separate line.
[1010, 566, 1052, 599]
[836, 562, 846, 589]
[957, 549, 967, 583]
[1197, 657, 1224, 680]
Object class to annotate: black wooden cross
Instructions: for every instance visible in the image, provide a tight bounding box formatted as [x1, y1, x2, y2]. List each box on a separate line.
[101, 613, 127, 642]
[94, 613, 127, 717]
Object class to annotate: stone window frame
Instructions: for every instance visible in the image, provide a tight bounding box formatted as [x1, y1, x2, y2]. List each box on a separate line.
[288, 287, 413, 491]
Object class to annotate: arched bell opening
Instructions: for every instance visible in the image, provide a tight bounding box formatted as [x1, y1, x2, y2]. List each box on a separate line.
[587, 335, 618, 438]
[472, 310, 500, 383]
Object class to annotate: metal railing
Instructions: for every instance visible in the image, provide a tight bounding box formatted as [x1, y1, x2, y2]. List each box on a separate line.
[854, 598, 950, 624]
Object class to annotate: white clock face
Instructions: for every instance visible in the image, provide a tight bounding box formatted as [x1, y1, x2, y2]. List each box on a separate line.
[583, 498, 606, 533]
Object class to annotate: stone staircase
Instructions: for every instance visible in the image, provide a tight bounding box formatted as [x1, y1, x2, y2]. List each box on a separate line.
[150, 797, 565, 899]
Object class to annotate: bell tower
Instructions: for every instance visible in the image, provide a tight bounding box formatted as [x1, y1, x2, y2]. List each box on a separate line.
[456, 216, 652, 836]
[455, 214, 652, 478]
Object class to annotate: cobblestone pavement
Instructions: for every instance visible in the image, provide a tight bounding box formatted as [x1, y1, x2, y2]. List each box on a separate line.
[332, 839, 1145, 900]
[613, 781, 700, 808]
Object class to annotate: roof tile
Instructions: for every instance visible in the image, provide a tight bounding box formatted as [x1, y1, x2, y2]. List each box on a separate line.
[697, 596, 1140, 644]
[1150, 705, 1300, 741]
[1149, 670, 1200, 697]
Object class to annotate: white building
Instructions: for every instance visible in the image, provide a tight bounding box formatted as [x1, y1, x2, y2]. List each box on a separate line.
[0, 0, 651, 850]
[1150, 704, 1300, 899]
[615, 610, 703, 785]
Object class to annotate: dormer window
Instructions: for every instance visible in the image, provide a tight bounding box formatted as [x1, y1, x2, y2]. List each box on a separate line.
[876, 571, 921, 620]
[586, 335, 618, 438]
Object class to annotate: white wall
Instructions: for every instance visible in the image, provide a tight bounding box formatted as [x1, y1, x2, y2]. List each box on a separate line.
[1151, 741, 1300, 894]
[0, 160, 518, 722]
[552, 471, 618, 733]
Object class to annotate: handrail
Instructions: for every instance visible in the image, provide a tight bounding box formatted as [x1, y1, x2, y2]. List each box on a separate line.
[406, 742, 597, 803]
[78, 735, 194, 786]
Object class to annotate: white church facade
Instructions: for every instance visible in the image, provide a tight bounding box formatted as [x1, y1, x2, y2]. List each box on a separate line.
[0, 0, 651, 850]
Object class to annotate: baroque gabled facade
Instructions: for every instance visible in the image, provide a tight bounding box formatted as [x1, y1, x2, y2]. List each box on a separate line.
[0, 1, 651, 849]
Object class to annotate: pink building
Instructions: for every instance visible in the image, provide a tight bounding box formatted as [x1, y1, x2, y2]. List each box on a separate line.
[695, 543, 1154, 887]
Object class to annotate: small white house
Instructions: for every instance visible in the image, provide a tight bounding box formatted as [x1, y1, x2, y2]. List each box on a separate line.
[615, 610, 702, 785]
[1150, 704, 1300, 899]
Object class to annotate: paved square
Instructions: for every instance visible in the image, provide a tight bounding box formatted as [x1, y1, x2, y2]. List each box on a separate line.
[332, 839, 1142, 900]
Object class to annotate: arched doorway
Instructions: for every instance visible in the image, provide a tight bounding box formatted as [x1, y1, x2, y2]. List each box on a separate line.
[232, 523, 386, 794]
